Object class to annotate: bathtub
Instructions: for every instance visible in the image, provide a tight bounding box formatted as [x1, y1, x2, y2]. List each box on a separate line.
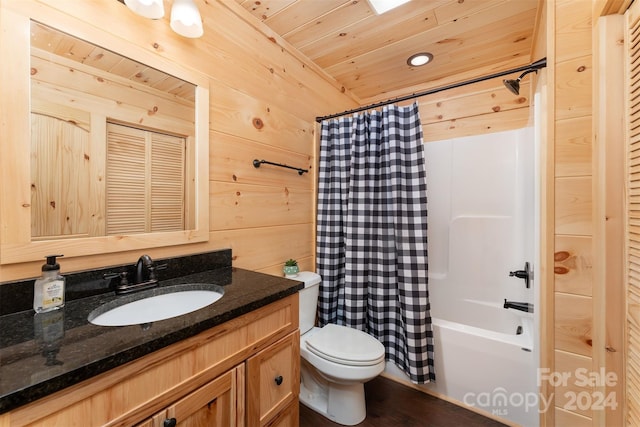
[384, 302, 538, 427]
[383, 128, 538, 426]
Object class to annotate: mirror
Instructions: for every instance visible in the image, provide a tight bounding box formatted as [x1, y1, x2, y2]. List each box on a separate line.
[0, 14, 209, 265]
[30, 22, 196, 240]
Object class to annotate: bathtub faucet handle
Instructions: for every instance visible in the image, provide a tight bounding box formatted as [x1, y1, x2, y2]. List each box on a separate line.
[509, 262, 532, 288]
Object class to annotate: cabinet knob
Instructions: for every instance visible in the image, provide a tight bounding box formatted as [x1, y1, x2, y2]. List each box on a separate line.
[164, 418, 177, 427]
[274, 375, 283, 386]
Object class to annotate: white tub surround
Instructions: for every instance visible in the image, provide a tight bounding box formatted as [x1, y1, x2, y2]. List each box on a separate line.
[385, 128, 538, 427]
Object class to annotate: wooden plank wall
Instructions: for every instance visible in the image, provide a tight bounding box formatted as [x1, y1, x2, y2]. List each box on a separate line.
[542, 1, 625, 426]
[0, 0, 534, 283]
[594, 12, 624, 427]
[5, 4, 630, 426]
[550, 0, 596, 425]
[418, 79, 531, 143]
[0, 0, 359, 282]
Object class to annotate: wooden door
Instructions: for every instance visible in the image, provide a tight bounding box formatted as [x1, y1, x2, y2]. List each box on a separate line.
[626, 1, 640, 425]
[138, 366, 242, 427]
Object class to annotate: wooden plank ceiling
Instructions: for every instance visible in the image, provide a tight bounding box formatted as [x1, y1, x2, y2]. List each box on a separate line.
[30, 22, 195, 101]
[234, 0, 540, 102]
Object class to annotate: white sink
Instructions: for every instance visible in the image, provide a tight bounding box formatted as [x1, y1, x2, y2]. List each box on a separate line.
[88, 284, 224, 327]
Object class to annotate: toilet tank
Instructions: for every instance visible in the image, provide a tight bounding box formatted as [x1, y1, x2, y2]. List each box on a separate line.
[295, 271, 321, 334]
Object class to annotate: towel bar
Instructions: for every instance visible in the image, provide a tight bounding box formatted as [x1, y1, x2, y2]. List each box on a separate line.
[253, 159, 308, 175]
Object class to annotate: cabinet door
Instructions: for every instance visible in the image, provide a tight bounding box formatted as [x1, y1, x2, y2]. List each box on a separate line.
[264, 400, 299, 427]
[138, 366, 242, 427]
[246, 331, 300, 427]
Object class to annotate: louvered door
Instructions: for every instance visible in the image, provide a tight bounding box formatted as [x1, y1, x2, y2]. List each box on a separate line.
[106, 122, 185, 235]
[627, 2, 640, 425]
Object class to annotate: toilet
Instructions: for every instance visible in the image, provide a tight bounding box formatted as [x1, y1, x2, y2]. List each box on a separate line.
[296, 271, 386, 426]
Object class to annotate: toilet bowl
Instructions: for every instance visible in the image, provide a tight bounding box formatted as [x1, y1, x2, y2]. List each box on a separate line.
[295, 272, 386, 426]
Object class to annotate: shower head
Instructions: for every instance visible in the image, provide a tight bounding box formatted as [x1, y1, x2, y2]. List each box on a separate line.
[502, 69, 538, 95]
[503, 78, 521, 95]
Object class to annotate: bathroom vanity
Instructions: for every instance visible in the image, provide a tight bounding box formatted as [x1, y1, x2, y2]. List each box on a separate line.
[0, 251, 303, 426]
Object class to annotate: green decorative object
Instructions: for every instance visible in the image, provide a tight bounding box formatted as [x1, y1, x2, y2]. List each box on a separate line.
[283, 259, 299, 276]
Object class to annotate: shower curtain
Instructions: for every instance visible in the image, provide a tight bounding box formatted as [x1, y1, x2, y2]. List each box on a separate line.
[316, 102, 435, 383]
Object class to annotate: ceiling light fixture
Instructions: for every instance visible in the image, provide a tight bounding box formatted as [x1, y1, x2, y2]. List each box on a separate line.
[124, 0, 165, 19]
[407, 52, 433, 67]
[170, 0, 204, 38]
[123, 0, 203, 38]
[368, 0, 411, 15]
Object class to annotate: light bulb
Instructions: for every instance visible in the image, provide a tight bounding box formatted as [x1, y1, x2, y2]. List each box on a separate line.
[407, 53, 433, 67]
[170, 0, 204, 38]
[124, 0, 165, 19]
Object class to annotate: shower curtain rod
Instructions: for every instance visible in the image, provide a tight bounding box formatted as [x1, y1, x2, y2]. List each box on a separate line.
[315, 57, 547, 123]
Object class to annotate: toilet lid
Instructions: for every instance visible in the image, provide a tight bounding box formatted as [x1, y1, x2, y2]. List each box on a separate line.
[305, 324, 386, 366]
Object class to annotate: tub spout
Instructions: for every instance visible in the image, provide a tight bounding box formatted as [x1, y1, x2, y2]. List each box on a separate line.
[503, 299, 533, 313]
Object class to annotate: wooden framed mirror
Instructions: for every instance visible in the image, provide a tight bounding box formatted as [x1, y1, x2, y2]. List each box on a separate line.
[0, 5, 209, 265]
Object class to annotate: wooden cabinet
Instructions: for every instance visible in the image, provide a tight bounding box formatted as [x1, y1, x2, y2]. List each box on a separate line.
[137, 366, 242, 427]
[0, 294, 299, 427]
[262, 401, 299, 427]
[247, 331, 300, 426]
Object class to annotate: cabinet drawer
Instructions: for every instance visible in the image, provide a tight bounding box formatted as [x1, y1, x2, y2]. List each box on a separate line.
[246, 331, 300, 427]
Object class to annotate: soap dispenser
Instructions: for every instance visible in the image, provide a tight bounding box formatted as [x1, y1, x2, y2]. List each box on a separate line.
[33, 255, 65, 313]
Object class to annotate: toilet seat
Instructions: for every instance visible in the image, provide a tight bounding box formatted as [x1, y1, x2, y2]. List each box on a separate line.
[305, 324, 385, 366]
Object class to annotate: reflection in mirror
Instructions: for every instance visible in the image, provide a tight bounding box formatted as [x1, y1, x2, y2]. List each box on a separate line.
[30, 22, 196, 241]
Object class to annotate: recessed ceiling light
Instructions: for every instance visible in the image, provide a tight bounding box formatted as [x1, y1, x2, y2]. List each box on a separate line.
[368, 0, 411, 15]
[407, 52, 433, 67]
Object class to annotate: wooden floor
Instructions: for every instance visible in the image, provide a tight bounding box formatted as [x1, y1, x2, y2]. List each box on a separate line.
[299, 376, 508, 427]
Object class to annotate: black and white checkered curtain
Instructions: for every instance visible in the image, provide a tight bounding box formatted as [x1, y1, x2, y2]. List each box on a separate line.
[316, 103, 435, 383]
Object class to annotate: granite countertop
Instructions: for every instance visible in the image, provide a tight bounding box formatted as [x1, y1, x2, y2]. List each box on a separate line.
[0, 266, 303, 414]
